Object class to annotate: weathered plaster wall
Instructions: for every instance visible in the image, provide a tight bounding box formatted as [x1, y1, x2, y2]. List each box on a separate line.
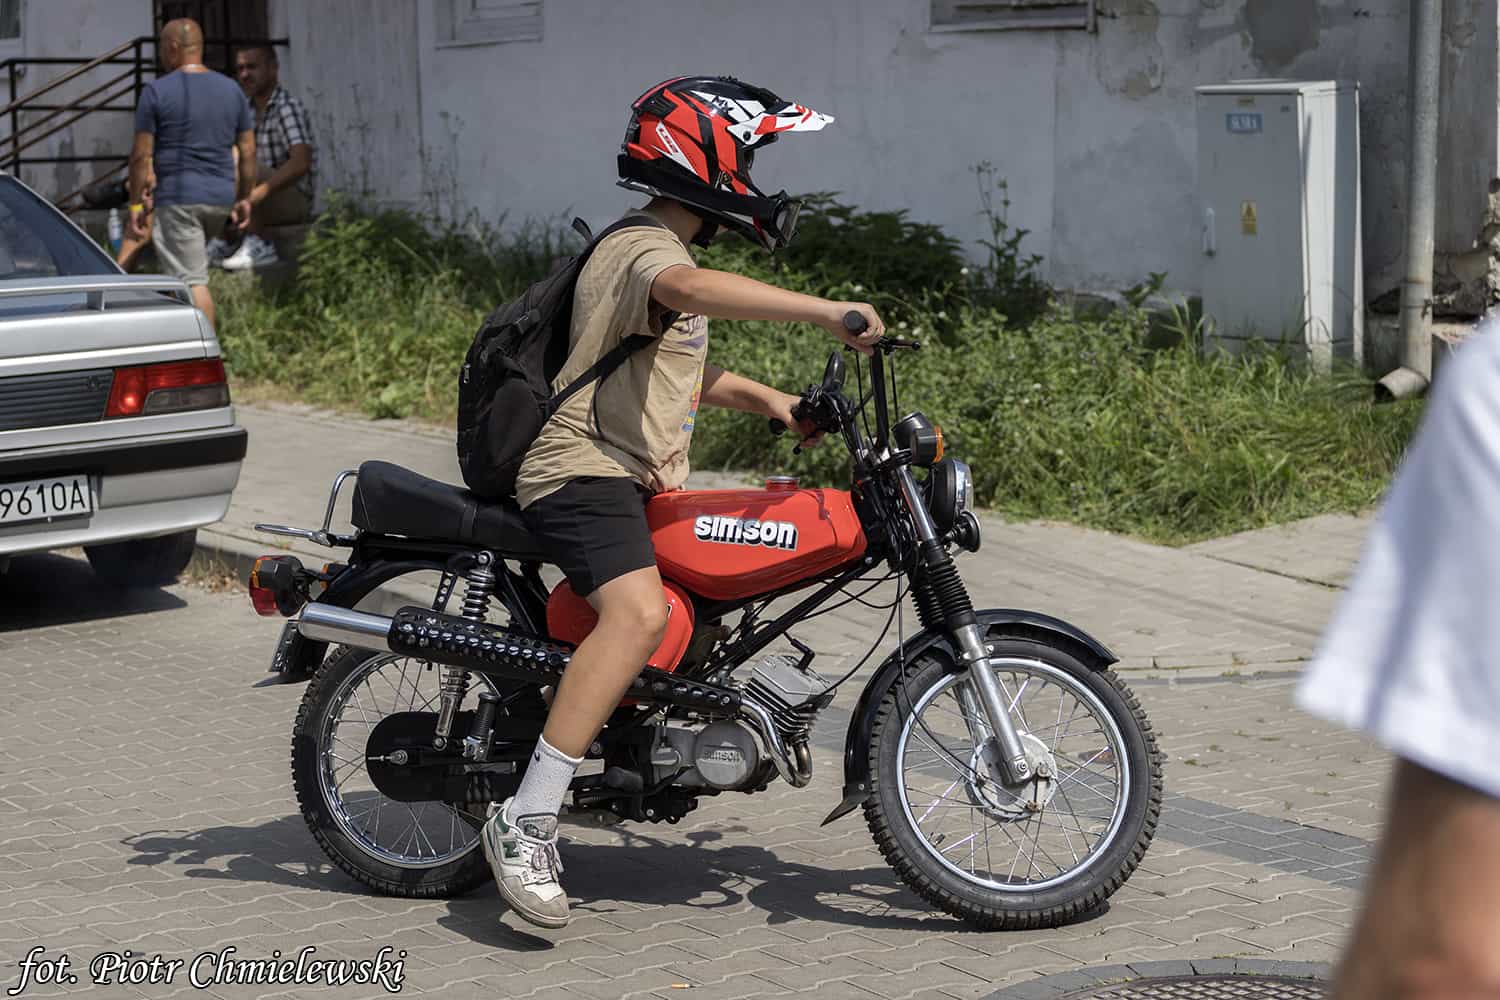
[398, 0, 1057, 269]
[5, 0, 154, 201]
[1051, 0, 1497, 300]
[271, 0, 425, 212]
[211, 2, 1500, 305]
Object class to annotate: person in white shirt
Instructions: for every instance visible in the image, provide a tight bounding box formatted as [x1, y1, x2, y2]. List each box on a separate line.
[1298, 324, 1500, 998]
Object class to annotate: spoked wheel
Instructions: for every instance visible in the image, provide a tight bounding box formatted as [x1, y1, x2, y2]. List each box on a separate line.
[865, 636, 1162, 929]
[292, 646, 513, 897]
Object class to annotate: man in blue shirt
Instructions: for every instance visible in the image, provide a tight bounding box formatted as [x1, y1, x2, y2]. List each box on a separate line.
[128, 18, 255, 330]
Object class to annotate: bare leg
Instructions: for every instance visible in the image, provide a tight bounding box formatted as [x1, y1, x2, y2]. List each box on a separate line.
[541, 565, 667, 758]
[1332, 761, 1500, 999]
[190, 284, 215, 331]
[116, 222, 151, 272]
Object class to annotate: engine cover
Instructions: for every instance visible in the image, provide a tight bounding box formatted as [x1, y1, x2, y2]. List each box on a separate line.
[649, 721, 767, 791]
[693, 721, 762, 790]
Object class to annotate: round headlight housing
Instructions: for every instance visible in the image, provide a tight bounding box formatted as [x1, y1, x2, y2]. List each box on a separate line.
[924, 458, 974, 533]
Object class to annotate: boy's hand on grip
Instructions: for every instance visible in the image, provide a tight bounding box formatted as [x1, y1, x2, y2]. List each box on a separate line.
[766, 390, 822, 448]
[825, 302, 884, 354]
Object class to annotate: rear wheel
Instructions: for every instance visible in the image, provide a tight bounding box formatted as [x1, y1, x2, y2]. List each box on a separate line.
[864, 636, 1162, 930]
[292, 645, 511, 898]
[85, 529, 196, 587]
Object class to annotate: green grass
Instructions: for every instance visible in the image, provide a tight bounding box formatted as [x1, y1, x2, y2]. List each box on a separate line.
[213, 201, 1425, 546]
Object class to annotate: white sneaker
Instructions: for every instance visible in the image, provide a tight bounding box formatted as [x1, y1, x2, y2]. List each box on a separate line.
[205, 237, 234, 267]
[481, 797, 570, 928]
[221, 234, 279, 271]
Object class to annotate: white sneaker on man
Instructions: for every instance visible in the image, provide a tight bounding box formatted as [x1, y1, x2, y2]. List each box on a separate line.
[205, 237, 234, 267]
[481, 797, 570, 928]
[221, 234, 279, 271]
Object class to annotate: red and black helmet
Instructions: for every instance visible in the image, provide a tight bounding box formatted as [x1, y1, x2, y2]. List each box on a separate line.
[618, 76, 834, 251]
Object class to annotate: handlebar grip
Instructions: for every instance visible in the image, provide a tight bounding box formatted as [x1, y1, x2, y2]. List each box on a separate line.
[769, 418, 788, 436]
[842, 310, 869, 334]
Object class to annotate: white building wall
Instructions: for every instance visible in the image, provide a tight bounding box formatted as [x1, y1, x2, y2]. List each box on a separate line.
[4, 0, 154, 201]
[29, 0, 1469, 302]
[290, 0, 1490, 298]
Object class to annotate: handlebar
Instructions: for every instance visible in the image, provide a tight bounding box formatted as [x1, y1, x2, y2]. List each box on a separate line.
[766, 311, 918, 449]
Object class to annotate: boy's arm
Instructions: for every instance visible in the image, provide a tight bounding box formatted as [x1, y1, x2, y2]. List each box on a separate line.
[701, 364, 821, 443]
[653, 265, 885, 353]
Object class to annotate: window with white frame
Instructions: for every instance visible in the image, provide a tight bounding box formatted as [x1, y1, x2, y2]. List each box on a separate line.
[930, 0, 1094, 31]
[0, 0, 21, 42]
[437, 0, 542, 47]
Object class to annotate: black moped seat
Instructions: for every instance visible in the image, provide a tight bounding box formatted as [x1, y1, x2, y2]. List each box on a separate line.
[349, 460, 546, 560]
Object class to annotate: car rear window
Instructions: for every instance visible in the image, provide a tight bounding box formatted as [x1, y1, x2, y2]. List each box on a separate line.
[0, 178, 118, 278]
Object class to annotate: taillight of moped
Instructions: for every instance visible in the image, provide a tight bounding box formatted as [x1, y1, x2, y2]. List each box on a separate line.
[249, 555, 307, 617]
[105, 359, 230, 417]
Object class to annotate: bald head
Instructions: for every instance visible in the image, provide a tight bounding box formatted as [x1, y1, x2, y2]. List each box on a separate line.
[159, 18, 204, 70]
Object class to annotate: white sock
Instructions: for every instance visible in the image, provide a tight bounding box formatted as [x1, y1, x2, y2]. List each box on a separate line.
[510, 735, 584, 820]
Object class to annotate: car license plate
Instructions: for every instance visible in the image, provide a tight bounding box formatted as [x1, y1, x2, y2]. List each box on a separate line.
[0, 474, 92, 526]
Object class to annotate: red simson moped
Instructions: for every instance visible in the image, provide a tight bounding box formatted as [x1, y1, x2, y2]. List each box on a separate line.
[250, 313, 1162, 930]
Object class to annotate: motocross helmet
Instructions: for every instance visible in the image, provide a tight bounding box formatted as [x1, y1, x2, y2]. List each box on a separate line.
[618, 75, 833, 251]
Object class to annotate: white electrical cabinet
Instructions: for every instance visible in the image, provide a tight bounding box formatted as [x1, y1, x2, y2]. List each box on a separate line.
[1196, 80, 1362, 371]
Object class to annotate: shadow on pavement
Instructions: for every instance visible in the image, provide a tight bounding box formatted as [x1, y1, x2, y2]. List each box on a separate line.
[119, 811, 1009, 939]
[0, 550, 185, 631]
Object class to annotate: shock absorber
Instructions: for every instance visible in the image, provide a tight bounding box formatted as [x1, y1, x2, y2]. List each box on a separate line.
[433, 552, 496, 750]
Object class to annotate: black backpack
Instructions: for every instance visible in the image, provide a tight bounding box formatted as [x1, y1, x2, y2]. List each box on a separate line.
[456, 214, 672, 499]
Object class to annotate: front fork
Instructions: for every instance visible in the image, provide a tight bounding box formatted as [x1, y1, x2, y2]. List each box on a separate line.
[896, 468, 1031, 786]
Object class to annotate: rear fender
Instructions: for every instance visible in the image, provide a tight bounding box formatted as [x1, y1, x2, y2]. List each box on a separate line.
[821, 609, 1116, 826]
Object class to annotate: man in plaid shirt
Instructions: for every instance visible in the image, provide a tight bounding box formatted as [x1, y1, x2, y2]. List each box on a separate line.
[221, 44, 316, 270]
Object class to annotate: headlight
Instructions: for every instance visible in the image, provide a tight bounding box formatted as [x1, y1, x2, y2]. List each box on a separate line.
[953, 460, 973, 517]
[924, 458, 973, 533]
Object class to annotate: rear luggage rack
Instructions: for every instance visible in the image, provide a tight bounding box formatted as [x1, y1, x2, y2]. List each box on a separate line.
[255, 468, 358, 547]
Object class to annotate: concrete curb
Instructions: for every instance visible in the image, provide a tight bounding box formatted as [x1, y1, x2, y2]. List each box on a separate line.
[982, 960, 1331, 998]
[191, 525, 433, 615]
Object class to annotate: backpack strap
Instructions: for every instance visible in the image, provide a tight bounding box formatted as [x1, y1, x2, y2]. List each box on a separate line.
[541, 212, 683, 416]
[544, 333, 654, 417]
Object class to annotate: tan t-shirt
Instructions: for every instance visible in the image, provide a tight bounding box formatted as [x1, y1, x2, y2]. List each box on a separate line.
[515, 224, 707, 509]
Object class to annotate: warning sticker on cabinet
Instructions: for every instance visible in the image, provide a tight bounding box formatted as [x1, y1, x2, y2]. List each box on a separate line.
[1241, 201, 1258, 236]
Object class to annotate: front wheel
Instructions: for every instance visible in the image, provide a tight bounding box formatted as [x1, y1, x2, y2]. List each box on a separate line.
[864, 635, 1162, 930]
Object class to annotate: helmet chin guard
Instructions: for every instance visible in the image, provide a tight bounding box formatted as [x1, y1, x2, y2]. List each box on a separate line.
[617, 76, 830, 252]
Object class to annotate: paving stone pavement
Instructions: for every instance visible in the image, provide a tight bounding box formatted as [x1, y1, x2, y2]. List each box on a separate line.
[0, 404, 1392, 999]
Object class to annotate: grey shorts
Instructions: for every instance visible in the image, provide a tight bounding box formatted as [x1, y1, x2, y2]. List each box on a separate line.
[154, 203, 230, 286]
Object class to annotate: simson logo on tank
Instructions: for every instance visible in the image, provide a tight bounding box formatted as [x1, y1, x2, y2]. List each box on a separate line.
[693, 515, 799, 551]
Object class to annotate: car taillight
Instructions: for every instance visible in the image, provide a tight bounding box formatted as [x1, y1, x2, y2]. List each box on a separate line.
[106, 359, 229, 418]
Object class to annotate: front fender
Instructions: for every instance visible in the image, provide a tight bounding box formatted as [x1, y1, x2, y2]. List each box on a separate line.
[820, 608, 1116, 826]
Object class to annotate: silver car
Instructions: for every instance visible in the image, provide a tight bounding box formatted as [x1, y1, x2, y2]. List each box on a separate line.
[0, 174, 245, 586]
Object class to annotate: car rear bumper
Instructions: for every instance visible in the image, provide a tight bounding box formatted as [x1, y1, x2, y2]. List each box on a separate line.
[0, 426, 246, 556]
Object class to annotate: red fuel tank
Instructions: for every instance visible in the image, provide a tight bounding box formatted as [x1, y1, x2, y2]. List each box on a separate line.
[546, 579, 695, 673]
[648, 487, 867, 601]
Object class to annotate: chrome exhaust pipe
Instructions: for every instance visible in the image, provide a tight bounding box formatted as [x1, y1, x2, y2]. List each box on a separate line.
[297, 603, 394, 649]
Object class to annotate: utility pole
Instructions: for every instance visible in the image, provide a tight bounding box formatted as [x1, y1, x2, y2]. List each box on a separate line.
[1378, 0, 1443, 401]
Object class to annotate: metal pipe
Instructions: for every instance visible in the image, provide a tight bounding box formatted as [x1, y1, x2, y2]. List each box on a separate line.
[297, 604, 393, 649]
[738, 698, 809, 788]
[1382, 0, 1443, 400]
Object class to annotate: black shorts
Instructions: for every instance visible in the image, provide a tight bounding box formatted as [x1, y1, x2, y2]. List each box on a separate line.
[521, 476, 656, 597]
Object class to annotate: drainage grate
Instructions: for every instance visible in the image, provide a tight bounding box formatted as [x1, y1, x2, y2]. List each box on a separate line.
[1065, 977, 1326, 999]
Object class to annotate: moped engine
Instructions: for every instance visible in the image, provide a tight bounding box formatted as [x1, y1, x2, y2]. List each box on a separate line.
[650, 648, 834, 790]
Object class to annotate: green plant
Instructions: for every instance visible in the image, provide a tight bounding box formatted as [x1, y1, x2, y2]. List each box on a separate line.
[970, 162, 1050, 327]
[215, 195, 1424, 546]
